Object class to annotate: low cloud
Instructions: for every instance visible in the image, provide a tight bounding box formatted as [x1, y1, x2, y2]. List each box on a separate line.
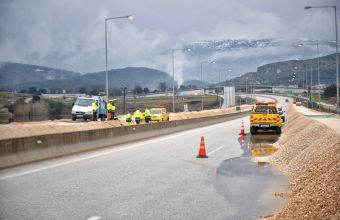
[0, 0, 338, 84]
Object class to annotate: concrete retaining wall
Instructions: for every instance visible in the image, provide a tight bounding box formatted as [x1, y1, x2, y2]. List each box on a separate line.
[0, 111, 249, 169]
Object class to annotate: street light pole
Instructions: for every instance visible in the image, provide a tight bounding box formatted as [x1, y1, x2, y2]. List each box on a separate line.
[310, 60, 313, 109]
[317, 41, 320, 110]
[305, 5, 338, 114]
[298, 41, 321, 109]
[200, 61, 216, 111]
[105, 15, 133, 102]
[171, 48, 191, 113]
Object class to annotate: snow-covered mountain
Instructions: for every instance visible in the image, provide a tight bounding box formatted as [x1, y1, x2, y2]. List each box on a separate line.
[186, 39, 282, 52]
[180, 38, 335, 83]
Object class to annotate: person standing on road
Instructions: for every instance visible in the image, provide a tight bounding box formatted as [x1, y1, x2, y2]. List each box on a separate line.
[144, 108, 151, 123]
[126, 112, 132, 125]
[92, 100, 98, 121]
[107, 101, 116, 120]
[134, 109, 142, 124]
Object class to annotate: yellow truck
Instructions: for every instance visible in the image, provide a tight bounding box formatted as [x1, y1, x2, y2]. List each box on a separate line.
[150, 107, 169, 122]
[250, 101, 282, 135]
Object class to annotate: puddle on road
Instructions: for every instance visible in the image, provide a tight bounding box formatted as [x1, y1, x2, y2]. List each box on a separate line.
[214, 133, 289, 220]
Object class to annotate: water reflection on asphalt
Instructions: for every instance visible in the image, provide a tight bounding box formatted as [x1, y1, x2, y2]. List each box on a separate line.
[214, 133, 289, 220]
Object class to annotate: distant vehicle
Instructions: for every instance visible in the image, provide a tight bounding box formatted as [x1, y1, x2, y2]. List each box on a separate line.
[250, 101, 282, 134]
[71, 96, 107, 121]
[150, 107, 169, 122]
[278, 106, 285, 122]
[296, 101, 302, 106]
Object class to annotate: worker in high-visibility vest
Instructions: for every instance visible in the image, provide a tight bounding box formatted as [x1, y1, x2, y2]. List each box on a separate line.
[134, 109, 142, 124]
[107, 101, 116, 120]
[144, 108, 151, 123]
[126, 112, 132, 125]
[92, 100, 98, 121]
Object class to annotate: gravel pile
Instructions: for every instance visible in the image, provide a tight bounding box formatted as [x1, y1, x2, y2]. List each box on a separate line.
[267, 106, 340, 220]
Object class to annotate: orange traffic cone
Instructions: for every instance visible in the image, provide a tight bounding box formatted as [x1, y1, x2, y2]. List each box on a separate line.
[196, 136, 208, 158]
[239, 122, 246, 135]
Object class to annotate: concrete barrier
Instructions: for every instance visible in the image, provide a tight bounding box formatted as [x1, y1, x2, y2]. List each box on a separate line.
[0, 111, 250, 169]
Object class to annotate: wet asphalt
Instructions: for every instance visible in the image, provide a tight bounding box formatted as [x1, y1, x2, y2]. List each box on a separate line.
[0, 96, 291, 220]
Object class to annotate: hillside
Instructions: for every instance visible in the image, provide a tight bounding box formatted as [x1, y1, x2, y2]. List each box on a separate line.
[0, 63, 172, 91]
[0, 62, 80, 91]
[226, 53, 338, 86]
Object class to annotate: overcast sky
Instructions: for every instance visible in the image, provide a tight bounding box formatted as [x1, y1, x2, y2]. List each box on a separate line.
[0, 0, 339, 81]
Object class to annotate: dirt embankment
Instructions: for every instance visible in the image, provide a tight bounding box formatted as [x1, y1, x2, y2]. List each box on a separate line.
[266, 106, 340, 219]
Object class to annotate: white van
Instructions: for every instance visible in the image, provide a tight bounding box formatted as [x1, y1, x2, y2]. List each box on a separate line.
[71, 97, 96, 121]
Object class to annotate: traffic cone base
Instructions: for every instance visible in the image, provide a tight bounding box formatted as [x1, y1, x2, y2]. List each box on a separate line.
[197, 136, 208, 158]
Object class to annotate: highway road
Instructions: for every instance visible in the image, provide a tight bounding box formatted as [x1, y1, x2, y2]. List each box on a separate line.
[0, 95, 289, 220]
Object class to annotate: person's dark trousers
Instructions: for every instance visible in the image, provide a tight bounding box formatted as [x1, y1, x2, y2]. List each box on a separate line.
[93, 111, 97, 121]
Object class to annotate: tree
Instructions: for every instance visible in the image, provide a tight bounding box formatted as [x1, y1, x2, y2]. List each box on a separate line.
[50, 87, 63, 94]
[143, 87, 149, 94]
[28, 87, 37, 94]
[78, 87, 88, 94]
[90, 89, 99, 96]
[323, 84, 338, 98]
[133, 85, 143, 94]
[110, 88, 123, 96]
[38, 88, 47, 94]
[180, 85, 187, 90]
[158, 82, 167, 92]
[32, 95, 40, 102]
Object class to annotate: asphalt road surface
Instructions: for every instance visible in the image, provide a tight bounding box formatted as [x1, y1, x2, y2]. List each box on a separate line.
[0, 95, 290, 220]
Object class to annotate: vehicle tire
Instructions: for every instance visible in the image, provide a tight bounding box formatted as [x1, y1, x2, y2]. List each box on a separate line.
[72, 116, 76, 121]
[282, 117, 285, 122]
[83, 118, 87, 121]
[276, 127, 282, 134]
[161, 118, 164, 122]
[250, 127, 256, 135]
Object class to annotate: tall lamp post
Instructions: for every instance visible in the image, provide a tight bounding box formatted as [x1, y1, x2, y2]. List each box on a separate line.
[304, 5, 338, 114]
[298, 41, 320, 109]
[200, 61, 216, 111]
[105, 15, 133, 101]
[171, 48, 191, 112]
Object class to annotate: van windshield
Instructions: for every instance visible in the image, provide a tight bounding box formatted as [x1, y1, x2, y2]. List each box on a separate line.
[150, 109, 162, 114]
[75, 98, 95, 107]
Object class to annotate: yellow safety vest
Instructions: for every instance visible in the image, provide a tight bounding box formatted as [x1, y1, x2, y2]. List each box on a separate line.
[144, 109, 150, 117]
[107, 103, 116, 111]
[134, 110, 142, 118]
[92, 102, 98, 111]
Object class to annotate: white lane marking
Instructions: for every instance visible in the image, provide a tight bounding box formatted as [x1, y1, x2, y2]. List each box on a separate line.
[0, 116, 247, 181]
[87, 216, 101, 220]
[207, 145, 225, 156]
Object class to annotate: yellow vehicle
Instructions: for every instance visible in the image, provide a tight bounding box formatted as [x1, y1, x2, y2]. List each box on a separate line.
[150, 107, 169, 122]
[250, 101, 282, 134]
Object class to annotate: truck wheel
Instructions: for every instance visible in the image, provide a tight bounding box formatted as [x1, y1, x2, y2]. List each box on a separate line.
[72, 116, 76, 121]
[250, 127, 256, 135]
[276, 127, 282, 134]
